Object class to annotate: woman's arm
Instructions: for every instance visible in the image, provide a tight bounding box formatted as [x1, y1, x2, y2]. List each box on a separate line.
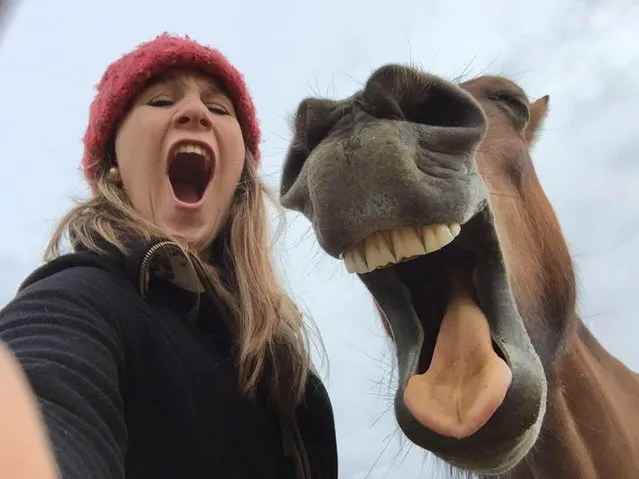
[0, 267, 128, 479]
[0, 341, 59, 479]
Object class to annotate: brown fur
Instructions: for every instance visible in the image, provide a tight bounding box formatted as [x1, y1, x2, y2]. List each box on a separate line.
[280, 65, 639, 477]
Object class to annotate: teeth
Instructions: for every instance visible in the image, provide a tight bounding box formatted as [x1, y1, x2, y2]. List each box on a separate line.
[174, 143, 210, 159]
[343, 224, 461, 274]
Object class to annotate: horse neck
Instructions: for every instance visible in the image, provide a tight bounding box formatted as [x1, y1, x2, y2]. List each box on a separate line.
[508, 320, 639, 479]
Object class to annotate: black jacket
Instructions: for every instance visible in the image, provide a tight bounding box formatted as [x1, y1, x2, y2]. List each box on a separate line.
[0, 238, 338, 479]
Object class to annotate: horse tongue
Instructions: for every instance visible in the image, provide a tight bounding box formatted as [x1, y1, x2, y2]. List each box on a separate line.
[403, 273, 512, 439]
[172, 180, 200, 204]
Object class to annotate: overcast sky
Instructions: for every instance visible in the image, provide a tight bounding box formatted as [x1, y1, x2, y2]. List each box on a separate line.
[1, 1, 638, 477]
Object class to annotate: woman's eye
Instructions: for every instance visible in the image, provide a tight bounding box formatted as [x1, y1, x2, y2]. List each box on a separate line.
[207, 105, 229, 115]
[148, 97, 173, 107]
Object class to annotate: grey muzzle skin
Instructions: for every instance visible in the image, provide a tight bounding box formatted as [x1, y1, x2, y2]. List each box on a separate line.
[280, 64, 547, 474]
[280, 65, 488, 258]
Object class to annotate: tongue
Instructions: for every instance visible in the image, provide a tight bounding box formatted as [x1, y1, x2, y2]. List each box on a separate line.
[172, 180, 200, 204]
[403, 272, 512, 439]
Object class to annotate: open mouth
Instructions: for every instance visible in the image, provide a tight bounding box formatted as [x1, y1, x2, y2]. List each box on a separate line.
[168, 142, 214, 205]
[344, 218, 513, 439]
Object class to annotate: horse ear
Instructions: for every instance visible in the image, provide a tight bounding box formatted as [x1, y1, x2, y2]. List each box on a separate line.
[525, 95, 549, 147]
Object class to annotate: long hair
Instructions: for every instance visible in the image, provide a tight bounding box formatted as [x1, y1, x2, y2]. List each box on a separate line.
[45, 149, 313, 477]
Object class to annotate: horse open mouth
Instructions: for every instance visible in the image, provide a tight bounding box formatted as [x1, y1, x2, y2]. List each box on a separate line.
[168, 144, 213, 204]
[346, 213, 516, 440]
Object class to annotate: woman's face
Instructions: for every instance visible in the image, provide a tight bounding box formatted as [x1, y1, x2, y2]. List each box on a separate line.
[114, 68, 246, 251]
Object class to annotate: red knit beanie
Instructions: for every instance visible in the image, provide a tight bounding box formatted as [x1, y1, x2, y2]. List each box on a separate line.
[81, 33, 261, 186]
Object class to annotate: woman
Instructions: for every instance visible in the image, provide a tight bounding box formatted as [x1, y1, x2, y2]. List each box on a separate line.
[0, 33, 337, 479]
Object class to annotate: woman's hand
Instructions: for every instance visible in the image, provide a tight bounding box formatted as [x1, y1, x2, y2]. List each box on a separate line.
[0, 341, 59, 479]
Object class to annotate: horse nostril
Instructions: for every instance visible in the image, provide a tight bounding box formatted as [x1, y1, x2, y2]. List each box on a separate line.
[413, 87, 483, 128]
[361, 80, 406, 121]
[411, 82, 487, 154]
[365, 65, 487, 153]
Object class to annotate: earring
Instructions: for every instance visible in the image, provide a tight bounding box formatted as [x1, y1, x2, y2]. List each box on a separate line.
[107, 166, 121, 183]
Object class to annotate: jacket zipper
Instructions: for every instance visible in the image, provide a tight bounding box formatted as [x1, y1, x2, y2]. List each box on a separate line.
[138, 240, 199, 322]
[138, 240, 175, 297]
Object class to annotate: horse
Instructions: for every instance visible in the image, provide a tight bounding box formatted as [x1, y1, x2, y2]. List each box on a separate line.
[279, 64, 639, 478]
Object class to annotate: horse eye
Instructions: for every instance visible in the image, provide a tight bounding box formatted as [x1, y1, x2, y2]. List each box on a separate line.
[488, 91, 530, 126]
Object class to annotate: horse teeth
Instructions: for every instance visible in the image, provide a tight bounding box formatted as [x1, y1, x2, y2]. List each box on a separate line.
[343, 224, 461, 274]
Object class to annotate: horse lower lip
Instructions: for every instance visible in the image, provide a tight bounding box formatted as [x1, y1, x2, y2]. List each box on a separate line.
[394, 247, 480, 374]
[403, 270, 513, 439]
[362, 239, 514, 381]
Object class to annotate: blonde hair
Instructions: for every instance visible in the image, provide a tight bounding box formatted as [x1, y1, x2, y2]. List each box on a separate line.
[46, 150, 313, 477]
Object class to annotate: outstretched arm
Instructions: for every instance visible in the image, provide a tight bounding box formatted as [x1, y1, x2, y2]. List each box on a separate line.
[0, 341, 59, 479]
[0, 268, 128, 479]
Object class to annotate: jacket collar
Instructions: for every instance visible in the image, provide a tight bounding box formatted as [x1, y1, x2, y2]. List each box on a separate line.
[23, 235, 206, 322]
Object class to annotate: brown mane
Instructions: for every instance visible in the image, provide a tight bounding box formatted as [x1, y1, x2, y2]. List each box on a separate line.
[280, 64, 639, 478]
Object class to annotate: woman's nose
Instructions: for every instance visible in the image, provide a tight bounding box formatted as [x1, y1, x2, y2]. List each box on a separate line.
[173, 101, 213, 130]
